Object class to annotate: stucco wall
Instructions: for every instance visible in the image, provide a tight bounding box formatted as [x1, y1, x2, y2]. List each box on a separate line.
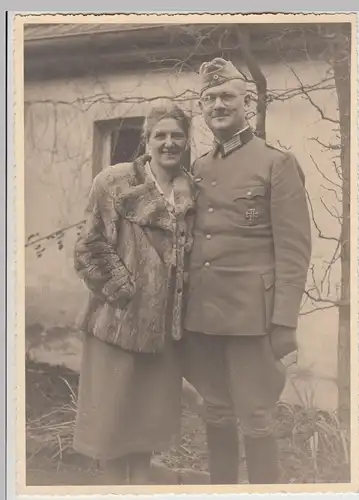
[24, 59, 341, 411]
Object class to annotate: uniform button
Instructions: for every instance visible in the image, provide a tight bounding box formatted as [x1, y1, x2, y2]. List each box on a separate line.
[208, 207, 214, 213]
[206, 234, 212, 240]
[211, 181, 217, 187]
[247, 190, 252, 196]
[204, 262, 210, 268]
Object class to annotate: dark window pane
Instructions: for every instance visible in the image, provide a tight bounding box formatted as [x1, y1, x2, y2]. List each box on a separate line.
[110, 126, 145, 165]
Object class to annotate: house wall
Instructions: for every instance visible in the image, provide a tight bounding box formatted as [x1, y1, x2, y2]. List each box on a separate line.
[24, 59, 341, 411]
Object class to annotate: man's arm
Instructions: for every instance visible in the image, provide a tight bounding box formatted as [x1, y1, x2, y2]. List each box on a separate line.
[74, 171, 134, 307]
[270, 152, 312, 329]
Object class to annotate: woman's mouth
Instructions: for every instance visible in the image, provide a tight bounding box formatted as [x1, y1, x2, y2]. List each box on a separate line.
[162, 151, 178, 157]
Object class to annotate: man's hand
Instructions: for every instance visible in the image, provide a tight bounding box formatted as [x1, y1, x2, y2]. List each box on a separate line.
[269, 324, 297, 360]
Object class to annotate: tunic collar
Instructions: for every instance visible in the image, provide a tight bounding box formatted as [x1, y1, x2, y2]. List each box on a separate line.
[213, 125, 253, 158]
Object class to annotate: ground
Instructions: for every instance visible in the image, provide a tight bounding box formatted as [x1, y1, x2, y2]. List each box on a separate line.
[26, 360, 212, 486]
[25, 360, 350, 486]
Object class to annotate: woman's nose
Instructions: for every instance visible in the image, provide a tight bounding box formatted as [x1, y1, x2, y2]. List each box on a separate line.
[164, 135, 174, 147]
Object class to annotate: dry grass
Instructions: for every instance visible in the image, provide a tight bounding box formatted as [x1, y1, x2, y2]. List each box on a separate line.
[26, 376, 78, 462]
[275, 401, 350, 483]
[26, 362, 350, 484]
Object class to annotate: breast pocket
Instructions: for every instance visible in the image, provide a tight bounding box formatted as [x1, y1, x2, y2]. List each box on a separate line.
[233, 185, 268, 226]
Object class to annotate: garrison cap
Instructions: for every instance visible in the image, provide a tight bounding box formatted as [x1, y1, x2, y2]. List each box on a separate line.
[199, 57, 243, 95]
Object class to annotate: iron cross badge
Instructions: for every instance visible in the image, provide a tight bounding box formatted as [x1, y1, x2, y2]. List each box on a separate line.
[245, 207, 259, 223]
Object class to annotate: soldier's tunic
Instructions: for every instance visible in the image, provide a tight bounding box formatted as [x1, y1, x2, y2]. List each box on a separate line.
[182, 127, 312, 436]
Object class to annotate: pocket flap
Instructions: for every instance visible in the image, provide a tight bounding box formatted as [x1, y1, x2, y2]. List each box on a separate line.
[233, 185, 266, 200]
[262, 272, 275, 290]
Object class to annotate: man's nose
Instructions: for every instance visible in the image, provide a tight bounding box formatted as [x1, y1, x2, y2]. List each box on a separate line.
[213, 96, 225, 109]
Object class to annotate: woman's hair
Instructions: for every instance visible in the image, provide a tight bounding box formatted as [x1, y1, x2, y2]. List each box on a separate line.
[142, 102, 191, 142]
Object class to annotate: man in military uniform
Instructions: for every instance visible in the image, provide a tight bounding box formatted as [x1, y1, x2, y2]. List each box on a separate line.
[182, 58, 312, 484]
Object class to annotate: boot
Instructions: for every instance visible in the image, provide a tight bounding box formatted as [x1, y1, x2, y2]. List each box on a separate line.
[244, 434, 280, 484]
[206, 423, 239, 484]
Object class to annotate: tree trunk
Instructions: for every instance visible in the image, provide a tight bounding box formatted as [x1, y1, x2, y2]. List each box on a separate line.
[332, 30, 351, 430]
[236, 26, 267, 139]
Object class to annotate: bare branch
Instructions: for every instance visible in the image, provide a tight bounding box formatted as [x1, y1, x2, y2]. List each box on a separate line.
[25, 88, 200, 110]
[332, 158, 343, 181]
[321, 239, 341, 296]
[308, 264, 321, 297]
[310, 154, 341, 188]
[305, 188, 340, 242]
[321, 184, 342, 204]
[284, 64, 339, 124]
[309, 136, 341, 151]
[25, 220, 86, 248]
[304, 289, 338, 306]
[320, 196, 343, 222]
[268, 77, 335, 103]
[300, 304, 337, 316]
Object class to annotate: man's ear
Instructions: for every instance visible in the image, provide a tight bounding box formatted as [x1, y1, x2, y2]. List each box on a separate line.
[244, 93, 251, 108]
[198, 99, 204, 113]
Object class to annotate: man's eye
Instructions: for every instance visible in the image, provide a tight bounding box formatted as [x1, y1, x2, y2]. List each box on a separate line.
[202, 95, 214, 102]
[221, 93, 236, 101]
[154, 133, 166, 140]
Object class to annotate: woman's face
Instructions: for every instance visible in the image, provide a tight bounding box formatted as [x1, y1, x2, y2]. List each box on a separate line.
[147, 117, 188, 171]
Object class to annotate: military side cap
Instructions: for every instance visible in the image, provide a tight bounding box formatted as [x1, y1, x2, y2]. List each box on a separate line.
[199, 58, 242, 95]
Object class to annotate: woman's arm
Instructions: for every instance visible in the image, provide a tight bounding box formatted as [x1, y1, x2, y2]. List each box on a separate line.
[74, 171, 134, 307]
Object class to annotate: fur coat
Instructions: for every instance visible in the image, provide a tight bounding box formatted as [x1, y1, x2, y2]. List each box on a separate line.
[74, 154, 197, 353]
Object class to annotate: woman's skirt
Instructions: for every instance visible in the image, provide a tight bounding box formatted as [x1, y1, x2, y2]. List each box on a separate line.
[73, 332, 183, 461]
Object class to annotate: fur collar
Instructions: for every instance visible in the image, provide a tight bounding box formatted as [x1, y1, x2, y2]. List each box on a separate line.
[115, 155, 197, 232]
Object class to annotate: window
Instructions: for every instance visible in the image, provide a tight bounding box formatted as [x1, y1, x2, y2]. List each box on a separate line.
[92, 116, 145, 177]
[110, 120, 145, 165]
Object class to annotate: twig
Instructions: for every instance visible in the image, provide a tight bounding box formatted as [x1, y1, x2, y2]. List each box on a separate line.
[309, 155, 341, 189]
[304, 290, 337, 306]
[320, 197, 343, 222]
[305, 189, 340, 242]
[310, 137, 341, 151]
[321, 239, 341, 296]
[25, 220, 86, 248]
[285, 64, 339, 125]
[321, 184, 342, 204]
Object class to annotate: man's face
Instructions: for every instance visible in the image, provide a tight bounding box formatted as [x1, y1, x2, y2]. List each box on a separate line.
[199, 79, 246, 140]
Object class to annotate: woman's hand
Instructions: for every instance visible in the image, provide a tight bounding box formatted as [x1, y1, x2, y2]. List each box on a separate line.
[116, 289, 133, 309]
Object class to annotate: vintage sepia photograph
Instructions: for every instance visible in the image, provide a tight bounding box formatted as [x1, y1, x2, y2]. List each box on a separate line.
[13, 12, 357, 495]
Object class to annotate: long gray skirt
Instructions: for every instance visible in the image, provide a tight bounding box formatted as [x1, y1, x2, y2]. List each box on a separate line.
[73, 332, 183, 461]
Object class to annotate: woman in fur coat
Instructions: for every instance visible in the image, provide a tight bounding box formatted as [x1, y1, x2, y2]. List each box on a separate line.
[73, 103, 196, 485]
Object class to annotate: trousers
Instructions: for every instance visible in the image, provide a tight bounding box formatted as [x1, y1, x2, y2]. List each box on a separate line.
[181, 331, 286, 437]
